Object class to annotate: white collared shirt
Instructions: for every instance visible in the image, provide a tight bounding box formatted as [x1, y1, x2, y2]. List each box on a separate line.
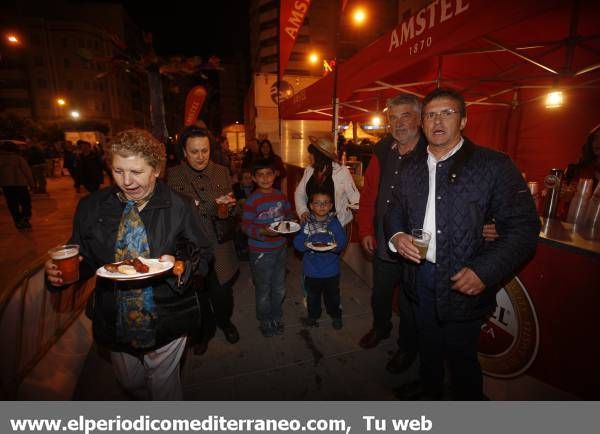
[389, 138, 464, 263]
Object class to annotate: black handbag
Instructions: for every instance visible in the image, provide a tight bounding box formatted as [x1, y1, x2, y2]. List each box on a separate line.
[212, 216, 236, 244]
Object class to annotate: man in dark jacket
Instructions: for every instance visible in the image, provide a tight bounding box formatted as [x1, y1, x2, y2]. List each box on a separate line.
[77, 140, 104, 193]
[386, 88, 540, 399]
[356, 94, 425, 373]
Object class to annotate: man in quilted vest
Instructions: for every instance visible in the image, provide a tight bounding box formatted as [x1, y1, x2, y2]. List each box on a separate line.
[386, 88, 540, 399]
[356, 94, 425, 373]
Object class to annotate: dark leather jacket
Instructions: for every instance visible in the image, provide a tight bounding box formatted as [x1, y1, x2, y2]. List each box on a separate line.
[51, 181, 212, 354]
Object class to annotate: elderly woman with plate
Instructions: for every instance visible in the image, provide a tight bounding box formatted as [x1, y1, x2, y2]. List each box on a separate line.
[45, 129, 212, 400]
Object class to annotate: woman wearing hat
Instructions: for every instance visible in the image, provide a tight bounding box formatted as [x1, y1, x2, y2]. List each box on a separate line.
[294, 136, 360, 227]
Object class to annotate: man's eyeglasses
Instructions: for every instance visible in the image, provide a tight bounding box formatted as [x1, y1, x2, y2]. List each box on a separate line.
[423, 108, 459, 121]
[312, 201, 332, 207]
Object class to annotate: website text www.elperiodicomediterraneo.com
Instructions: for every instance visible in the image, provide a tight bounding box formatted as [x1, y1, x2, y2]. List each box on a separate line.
[8, 414, 433, 433]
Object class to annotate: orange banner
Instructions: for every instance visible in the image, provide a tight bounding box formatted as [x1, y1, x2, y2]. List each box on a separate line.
[183, 85, 207, 126]
[279, 0, 312, 80]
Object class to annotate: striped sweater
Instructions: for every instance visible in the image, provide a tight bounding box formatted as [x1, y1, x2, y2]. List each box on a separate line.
[242, 189, 293, 252]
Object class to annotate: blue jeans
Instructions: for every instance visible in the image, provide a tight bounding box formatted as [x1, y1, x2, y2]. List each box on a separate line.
[249, 248, 287, 322]
[413, 261, 484, 400]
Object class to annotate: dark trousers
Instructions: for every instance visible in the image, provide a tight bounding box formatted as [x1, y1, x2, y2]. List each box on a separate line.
[30, 164, 47, 193]
[192, 268, 235, 345]
[206, 268, 234, 329]
[413, 261, 484, 400]
[305, 275, 341, 320]
[372, 257, 418, 354]
[2, 186, 32, 225]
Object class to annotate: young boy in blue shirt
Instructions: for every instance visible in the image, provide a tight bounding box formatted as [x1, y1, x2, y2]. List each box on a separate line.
[242, 159, 294, 337]
[293, 189, 347, 329]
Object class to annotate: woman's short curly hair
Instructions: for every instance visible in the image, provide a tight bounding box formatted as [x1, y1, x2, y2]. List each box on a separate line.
[105, 129, 166, 171]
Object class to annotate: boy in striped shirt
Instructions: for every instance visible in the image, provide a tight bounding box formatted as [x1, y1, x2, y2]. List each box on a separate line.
[242, 159, 294, 337]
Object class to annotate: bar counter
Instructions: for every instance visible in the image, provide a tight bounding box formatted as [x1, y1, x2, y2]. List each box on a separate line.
[538, 217, 600, 258]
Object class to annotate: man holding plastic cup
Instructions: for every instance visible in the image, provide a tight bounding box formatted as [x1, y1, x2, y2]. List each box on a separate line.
[385, 88, 540, 400]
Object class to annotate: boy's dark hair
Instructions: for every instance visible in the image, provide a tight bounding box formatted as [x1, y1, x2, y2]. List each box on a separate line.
[309, 189, 333, 204]
[422, 87, 466, 117]
[252, 158, 275, 175]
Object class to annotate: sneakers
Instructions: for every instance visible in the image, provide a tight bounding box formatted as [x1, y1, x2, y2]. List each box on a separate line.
[302, 317, 319, 328]
[259, 321, 275, 338]
[332, 317, 343, 330]
[272, 320, 284, 335]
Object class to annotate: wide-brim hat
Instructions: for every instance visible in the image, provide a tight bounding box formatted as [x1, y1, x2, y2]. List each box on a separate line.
[308, 135, 338, 162]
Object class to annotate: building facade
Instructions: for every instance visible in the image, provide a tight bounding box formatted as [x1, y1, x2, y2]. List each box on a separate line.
[0, 1, 150, 136]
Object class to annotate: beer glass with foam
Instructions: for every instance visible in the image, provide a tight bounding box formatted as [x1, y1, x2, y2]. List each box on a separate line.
[48, 244, 80, 284]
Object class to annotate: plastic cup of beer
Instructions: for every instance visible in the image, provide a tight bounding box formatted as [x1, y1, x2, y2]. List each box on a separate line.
[411, 229, 431, 260]
[48, 244, 80, 285]
[215, 197, 229, 219]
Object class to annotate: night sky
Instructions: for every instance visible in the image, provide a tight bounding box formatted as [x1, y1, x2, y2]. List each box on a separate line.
[91, 0, 250, 59]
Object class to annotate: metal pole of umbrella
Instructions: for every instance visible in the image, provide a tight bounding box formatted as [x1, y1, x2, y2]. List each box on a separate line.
[332, 0, 341, 155]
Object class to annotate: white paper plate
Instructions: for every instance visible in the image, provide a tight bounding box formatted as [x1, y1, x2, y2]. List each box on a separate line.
[306, 242, 337, 252]
[269, 221, 301, 234]
[96, 258, 174, 281]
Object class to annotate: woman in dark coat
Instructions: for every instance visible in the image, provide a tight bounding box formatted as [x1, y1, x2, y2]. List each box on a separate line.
[167, 126, 240, 355]
[45, 129, 212, 400]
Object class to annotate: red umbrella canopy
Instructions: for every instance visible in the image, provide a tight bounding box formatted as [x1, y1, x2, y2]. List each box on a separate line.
[281, 0, 600, 121]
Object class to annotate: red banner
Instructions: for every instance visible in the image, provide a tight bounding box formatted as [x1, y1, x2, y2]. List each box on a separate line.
[183, 85, 207, 126]
[279, 0, 311, 80]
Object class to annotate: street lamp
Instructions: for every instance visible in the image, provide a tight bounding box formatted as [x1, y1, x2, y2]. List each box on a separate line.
[70, 110, 80, 119]
[308, 51, 320, 65]
[6, 34, 20, 45]
[352, 7, 367, 26]
[56, 98, 66, 106]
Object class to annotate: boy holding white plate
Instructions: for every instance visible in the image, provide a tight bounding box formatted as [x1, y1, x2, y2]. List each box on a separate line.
[293, 190, 347, 329]
[242, 159, 295, 337]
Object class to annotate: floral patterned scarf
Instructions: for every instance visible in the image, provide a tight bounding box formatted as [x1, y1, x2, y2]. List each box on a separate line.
[114, 199, 157, 349]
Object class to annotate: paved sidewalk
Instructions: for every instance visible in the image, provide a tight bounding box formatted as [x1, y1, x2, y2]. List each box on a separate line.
[1, 176, 415, 400]
[73, 251, 415, 400]
[0, 176, 81, 294]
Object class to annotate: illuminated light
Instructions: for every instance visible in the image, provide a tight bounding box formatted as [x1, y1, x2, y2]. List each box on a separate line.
[371, 115, 382, 126]
[545, 91, 564, 109]
[70, 110, 80, 119]
[308, 52, 320, 65]
[352, 8, 367, 25]
[56, 98, 66, 106]
[7, 34, 20, 44]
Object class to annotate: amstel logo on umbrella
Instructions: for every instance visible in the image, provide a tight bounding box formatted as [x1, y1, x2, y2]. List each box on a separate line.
[478, 277, 539, 378]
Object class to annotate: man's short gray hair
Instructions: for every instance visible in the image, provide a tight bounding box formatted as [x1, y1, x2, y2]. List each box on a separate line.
[386, 93, 422, 117]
